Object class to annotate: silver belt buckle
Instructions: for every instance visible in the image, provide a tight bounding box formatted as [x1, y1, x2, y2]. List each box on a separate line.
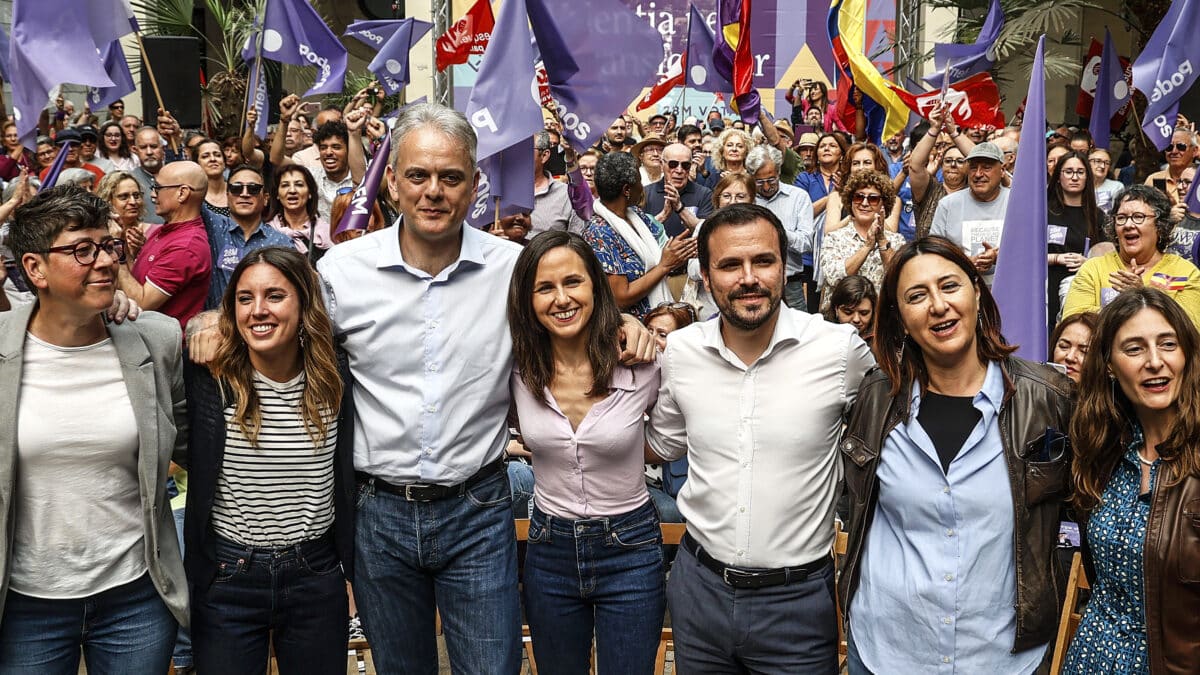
[404, 483, 434, 501]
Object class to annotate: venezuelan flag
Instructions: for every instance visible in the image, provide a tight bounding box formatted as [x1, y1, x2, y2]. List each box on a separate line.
[833, 0, 910, 143]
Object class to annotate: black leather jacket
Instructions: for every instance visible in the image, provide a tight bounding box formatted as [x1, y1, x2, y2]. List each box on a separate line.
[838, 357, 1075, 653]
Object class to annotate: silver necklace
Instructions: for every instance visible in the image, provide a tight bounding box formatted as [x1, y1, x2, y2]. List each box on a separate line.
[1136, 450, 1156, 466]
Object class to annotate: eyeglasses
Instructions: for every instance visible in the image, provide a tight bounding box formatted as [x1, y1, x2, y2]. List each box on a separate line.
[579, 165, 595, 174]
[1180, 179, 1194, 190]
[853, 192, 882, 206]
[36, 149, 56, 158]
[719, 192, 750, 202]
[1168, 142, 1192, 153]
[753, 176, 778, 188]
[654, 301, 698, 321]
[150, 182, 190, 194]
[1088, 158, 1111, 166]
[665, 159, 689, 170]
[112, 191, 142, 202]
[1113, 212, 1155, 226]
[942, 158, 966, 167]
[43, 237, 126, 265]
[229, 182, 265, 196]
[1061, 168, 1087, 178]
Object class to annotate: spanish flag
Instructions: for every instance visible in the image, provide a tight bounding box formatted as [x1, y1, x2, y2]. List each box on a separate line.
[832, 0, 910, 142]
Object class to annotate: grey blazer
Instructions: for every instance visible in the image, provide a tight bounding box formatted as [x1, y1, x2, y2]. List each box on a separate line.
[0, 302, 189, 628]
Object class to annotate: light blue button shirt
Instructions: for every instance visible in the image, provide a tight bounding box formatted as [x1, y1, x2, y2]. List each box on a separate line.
[849, 361, 1045, 674]
[316, 222, 523, 484]
[757, 183, 814, 278]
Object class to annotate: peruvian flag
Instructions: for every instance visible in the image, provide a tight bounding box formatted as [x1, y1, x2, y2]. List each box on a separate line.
[887, 72, 1006, 130]
[636, 54, 685, 111]
[435, 0, 495, 72]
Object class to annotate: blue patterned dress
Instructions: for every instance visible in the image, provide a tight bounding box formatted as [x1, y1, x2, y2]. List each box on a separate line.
[1063, 425, 1157, 675]
[582, 207, 668, 320]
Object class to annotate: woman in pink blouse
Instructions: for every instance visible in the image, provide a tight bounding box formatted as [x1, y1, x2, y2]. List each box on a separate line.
[507, 230, 665, 675]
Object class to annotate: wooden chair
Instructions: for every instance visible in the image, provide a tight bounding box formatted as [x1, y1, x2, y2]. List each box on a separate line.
[1049, 551, 1090, 675]
[832, 522, 849, 669]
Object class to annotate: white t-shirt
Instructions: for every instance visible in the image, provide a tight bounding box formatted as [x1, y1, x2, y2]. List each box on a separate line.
[13, 333, 145, 598]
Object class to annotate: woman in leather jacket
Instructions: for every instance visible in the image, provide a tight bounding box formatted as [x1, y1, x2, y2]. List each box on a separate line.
[839, 236, 1075, 674]
[1066, 287, 1200, 674]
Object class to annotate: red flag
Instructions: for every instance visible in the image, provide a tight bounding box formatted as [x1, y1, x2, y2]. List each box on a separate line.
[636, 54, 685, 111]
[534, 61, 554, 108]
[435, 0, 495, 72]
[887, 72, 1006, 130]
[1075, 37, 1133, 129]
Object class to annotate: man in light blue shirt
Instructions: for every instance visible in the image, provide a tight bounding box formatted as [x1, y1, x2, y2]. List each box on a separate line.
[316, 103, 653, 674]
[849, 362, 1046, 674]
[203, 165, 293, 309]
[746, 145, 814, 311]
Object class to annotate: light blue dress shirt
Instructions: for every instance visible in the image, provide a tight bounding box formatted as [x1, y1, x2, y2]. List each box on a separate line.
[316, 222, 523, 484]
[849, 362, 1045, 674]
[756, 183, 814, 278]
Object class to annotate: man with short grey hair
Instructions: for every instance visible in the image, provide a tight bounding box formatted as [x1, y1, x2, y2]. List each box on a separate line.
[745, 144, 814, 310]
[531, 130, 586, 236]
[930, 141, 1010, 282]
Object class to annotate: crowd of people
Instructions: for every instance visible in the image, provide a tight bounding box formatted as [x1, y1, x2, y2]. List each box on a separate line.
[0, 76, 1197, 675]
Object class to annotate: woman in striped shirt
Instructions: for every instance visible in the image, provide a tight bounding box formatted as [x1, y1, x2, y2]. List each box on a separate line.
[184, 246, 356, 674]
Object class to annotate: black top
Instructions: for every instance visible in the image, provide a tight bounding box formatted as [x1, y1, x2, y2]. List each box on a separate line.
[1047, 203, 1102, 324]
[918, 392, 981, 474]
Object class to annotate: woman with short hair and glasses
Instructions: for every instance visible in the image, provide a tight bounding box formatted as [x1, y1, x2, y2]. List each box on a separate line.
[817, 170, 905, 312]
[0, 186, 188, 672]
[97, 171, 150, 259]
[1047, 150, 1106, 326]
[1063, 184, 1200, 327]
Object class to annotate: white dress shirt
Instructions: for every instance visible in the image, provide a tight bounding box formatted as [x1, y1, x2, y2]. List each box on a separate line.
[647, 308, 875, 568]
[317, 222, 523, 484]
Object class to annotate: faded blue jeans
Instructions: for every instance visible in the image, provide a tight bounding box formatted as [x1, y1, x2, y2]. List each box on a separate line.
[0, 573, 176, 674]
[523, 501, 666, 674]
[354, 469, 522, 674]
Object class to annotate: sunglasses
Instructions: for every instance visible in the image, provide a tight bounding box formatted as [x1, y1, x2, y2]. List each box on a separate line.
[853, 192, 882, 206]
[228, 182, 265, 196]
[665, 159, 689, 170]
[655, 301, 698, 321]
[1169, 142, 1192, 152]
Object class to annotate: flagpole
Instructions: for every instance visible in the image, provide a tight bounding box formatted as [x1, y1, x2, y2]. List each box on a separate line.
[243, 3, 267, 138]
[133, 30, 177, 153]
[493, 196, 501, 233]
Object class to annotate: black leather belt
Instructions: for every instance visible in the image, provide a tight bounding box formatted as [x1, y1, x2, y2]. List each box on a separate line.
[357, 458, 504, 502]
[682, 532, 829, 589]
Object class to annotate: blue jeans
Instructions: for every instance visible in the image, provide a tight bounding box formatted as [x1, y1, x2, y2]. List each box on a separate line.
[524, 501, 666, 675]
[507, 460, 535, 518]
[191, 534, 348, 675]
[354, 468, 522, 674]
[846, 627, 874, 675]
[0, 573, 176, 674]
[171, 506, 192, 669]
[647, 483, 684, 523]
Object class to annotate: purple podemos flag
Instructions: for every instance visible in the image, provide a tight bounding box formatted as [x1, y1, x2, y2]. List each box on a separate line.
[468, 137, 537, 230]
[344, 19, 434, 96]
[241, 0, 347, 97]
[923, 0, 1003, 87]
[993, 36, 1049, 362]
[525, 0, 662, 152]
[1089, 28, 1130, 150]
[1131, 0, 1200, 150]
[686, 4, 731, 94]
[87, 41, 137, 111]
[334, 132, 391, 237]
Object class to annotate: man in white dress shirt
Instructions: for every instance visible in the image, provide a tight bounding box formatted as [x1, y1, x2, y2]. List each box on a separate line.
[647, 203, 875, 673]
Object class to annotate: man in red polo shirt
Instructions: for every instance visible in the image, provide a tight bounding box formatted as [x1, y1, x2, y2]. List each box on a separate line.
[114, 161, 211, 329]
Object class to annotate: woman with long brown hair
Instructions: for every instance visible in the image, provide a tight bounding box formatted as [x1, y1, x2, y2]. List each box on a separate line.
[1047, 150, 1105, 325]
[838, 236, 1074, 674]
[508, 230, 665, 674]
[184, 246, 356, 673]
[1065, 288, 1200, 674]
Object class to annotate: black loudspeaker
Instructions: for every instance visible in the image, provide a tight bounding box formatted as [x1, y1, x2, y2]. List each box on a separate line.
[140, 36, 202, 129]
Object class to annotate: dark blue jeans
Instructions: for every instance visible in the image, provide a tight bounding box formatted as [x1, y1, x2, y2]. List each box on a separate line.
[0, 573, 176, 674]
[191, 534, 348, 675]
[524, 501, 666, 675]
[354, 468, 522, 674]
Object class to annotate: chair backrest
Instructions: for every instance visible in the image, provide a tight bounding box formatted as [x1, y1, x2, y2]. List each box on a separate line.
[1049, 551, 1091, 675]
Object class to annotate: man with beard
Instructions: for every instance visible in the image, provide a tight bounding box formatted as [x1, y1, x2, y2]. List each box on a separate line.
[130, 127, 176, 224]
[930, 141, 1009, 284]
[596, 117, 629, 154]
[647, 203, 873, 673]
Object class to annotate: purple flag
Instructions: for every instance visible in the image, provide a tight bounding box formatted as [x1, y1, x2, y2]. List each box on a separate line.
[345, 19, 434, 96]
[334, 131, 392, 236]
[245, 50, 270, 140]
[1186, 165, 1200, 215]
[467, 137, 537, 230]
[993, 36, 1048, 361]
[525, 0, 663, 152]
[9, 0, 135, 145]
[1089, 28, 1130, 150]
[38, 141, 74, 192]
[465, 0, 544, 162]
[685, 4, 731, 94]
[923, 0, 1003, 87]
[1131, 0, 1200, 150]
[87, 41, 136, 110]
[240, 0, 347, 97]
